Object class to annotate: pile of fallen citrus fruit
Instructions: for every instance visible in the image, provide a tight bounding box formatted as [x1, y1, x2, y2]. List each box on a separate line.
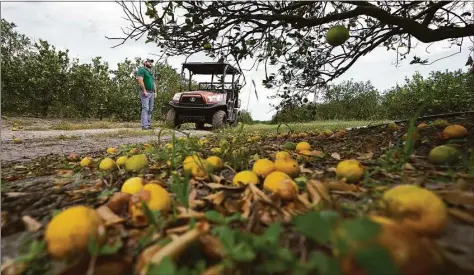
[1, 117, 473, 275]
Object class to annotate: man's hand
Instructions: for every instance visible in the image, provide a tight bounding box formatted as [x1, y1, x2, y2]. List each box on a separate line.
[142, 90, 149, 97]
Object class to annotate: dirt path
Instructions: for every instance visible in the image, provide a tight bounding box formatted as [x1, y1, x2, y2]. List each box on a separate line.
[1, 128, 148, 140]
[1, 127, 211, 165]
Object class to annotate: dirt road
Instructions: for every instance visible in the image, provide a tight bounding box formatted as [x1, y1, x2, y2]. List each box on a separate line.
[1, 127, 210, 165]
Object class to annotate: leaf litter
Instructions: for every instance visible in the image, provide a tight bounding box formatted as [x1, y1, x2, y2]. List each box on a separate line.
[1, 113, 473, 275]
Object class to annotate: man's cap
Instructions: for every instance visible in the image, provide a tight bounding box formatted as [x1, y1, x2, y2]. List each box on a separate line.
[145, 58, 154, 63]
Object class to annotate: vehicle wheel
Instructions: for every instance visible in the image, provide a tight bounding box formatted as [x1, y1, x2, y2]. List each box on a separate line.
[212, 110, 227, 129]
[165, 109, 179, 128]
[195, 122, 205, 130]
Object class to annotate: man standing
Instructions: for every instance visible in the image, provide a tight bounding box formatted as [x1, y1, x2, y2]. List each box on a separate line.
[136, 58, 157, 130]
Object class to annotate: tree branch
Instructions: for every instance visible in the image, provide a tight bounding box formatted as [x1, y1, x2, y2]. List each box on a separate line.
[421, 1, 453, 25]
[356, 5, 473, 43]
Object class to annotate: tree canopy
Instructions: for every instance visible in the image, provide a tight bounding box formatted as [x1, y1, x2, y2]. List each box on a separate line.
[111, 1, 474, 108]
[1, 19, 182, 120]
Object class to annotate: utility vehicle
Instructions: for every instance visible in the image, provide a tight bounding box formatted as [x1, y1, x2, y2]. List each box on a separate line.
[165, 62, 242, 130]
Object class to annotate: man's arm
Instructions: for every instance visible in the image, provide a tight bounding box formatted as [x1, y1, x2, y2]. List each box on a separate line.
[137, 77, 146, 91]
[136, 68, 147, 95]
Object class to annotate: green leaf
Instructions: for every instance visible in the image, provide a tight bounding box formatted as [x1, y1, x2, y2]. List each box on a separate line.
[230, 243, 256, 262]
[147, 256, 177, 275]
[319, 210, 341, 223]
[99, 239, 123, 255]
[170, 173, 190, 208]
[277, 247, 295, 262]
[292, 211, 334, 244]
[29, 240, 46, 255]
[224, 212, 244, 224]
[307, 251, 342, 275]
[256, 260, 288, 274]
[141, 201, 160, 229]
[205, 210, 226, 224]
[333, 235, 351, 256]
[87, 235, 100, 256]
[354, 245, 400, 275]
[217, 226, 237, 249]
[261, 222, 282, 244]
[339, 217, 381, 243]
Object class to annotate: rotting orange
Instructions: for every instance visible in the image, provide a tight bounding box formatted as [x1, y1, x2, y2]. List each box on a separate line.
[45, 206, 105, 259]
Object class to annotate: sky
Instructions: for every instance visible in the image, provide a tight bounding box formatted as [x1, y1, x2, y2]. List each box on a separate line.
[2, 2, 472, 121]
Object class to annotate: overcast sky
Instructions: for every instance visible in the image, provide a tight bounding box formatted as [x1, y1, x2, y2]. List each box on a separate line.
[2, 2, 472, 121]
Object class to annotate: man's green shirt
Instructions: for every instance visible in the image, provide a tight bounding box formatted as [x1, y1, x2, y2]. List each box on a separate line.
[137, 67, 155, 91]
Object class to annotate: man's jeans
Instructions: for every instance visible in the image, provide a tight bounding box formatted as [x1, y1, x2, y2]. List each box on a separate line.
[140, 91, 154, 128]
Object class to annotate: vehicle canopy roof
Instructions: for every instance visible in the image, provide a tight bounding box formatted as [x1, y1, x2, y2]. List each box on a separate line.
[182, 62, 241, 75]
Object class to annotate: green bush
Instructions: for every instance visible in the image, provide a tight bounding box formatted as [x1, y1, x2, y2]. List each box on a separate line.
[380, 70, 474, 119]
[238, 110, 254, 124]
[1, 19, 182, 121]
[272, 69, 473, 123]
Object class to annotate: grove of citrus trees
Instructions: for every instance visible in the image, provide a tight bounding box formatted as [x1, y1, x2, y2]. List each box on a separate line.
[271, 69, 474, 123]
[1, 19, 182, 121]
[2, 15, 472, 124]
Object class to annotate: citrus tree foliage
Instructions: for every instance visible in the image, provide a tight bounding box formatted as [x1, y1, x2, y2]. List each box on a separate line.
[272, 69, 474, 123]
[1, 19, 181, 120]
[111, 1, 474, 108]
[381, 69, 474, 118]
[238, 110, 254, 124]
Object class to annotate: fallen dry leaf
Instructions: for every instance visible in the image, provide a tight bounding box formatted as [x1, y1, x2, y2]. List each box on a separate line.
[327, 181, 361, 193]
[21, 216, 42, 232]
[357, 152, 374, 160]
[1, 259, 26, 275]
[224, 199, 243, 214]
[448, 208, 474, 225]
[210, 174, 226, 184]
[53, 178, 73, 186]
[3, 192, 29, 198]
[136, 245, 162, 275]
[106, 192, 132, 214]
[199, 234, 224, 260]
[96, 205, 125, 226]
[203, 191, 226, 205]
[56, 169, 74, 176]
[139, 221, 210, 275]
[331, 190, 364, 199]
[330, 152, 341, 160]
[175, 211, 206, 221]
[248, 183, 272, 204]
[166, 225, 190, 235]
[206, 183, 244, 190]
[306, 180, 331, 203]
[296, 194, 313, 209]
[327, 167, 337, 173]
[437, 191, 474, 207]
[403, 163, 416, 170]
